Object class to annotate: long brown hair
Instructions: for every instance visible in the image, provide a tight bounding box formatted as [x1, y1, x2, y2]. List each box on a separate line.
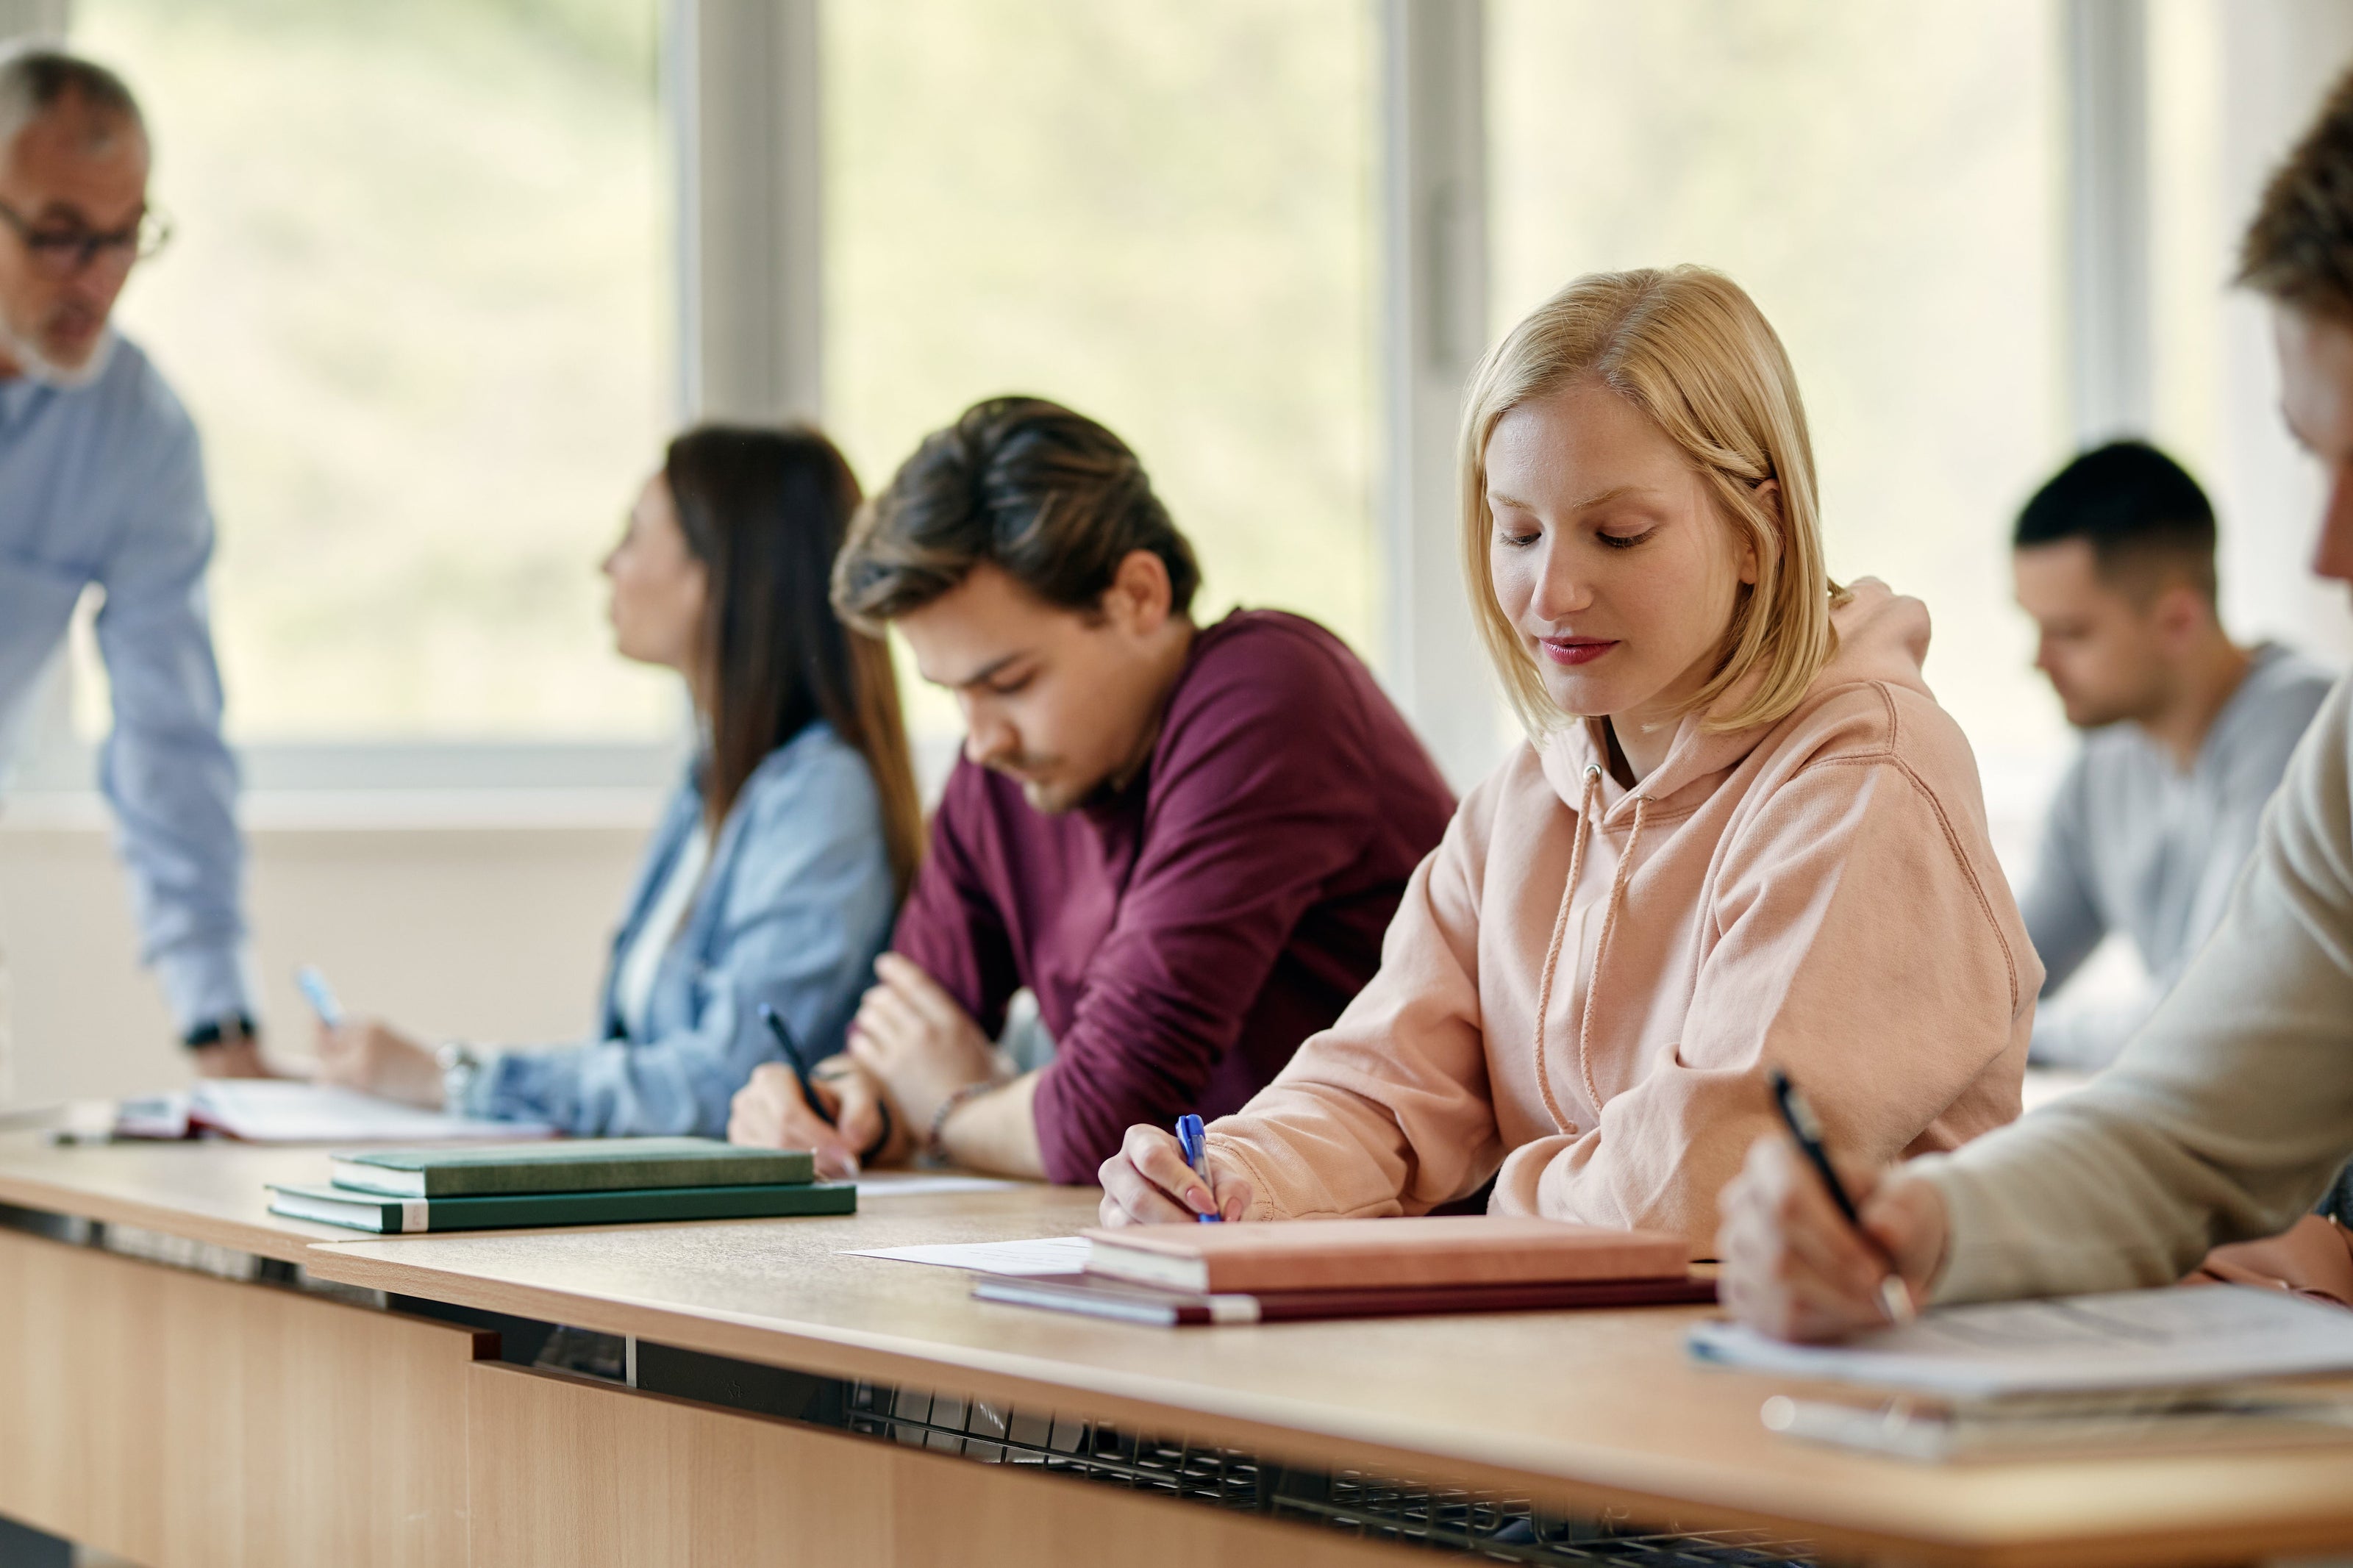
[665, 425, 924, 897]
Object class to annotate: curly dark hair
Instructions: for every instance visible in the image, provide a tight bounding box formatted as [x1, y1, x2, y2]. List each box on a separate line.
[2240, 64, 2353, 318]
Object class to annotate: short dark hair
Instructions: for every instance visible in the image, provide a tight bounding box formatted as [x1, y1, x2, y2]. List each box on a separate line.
[2013, 440, 2218, 603]
[0, 46, 144, 151]
[830, 395, 1201, 633]
[2241, 63, 2353, 319]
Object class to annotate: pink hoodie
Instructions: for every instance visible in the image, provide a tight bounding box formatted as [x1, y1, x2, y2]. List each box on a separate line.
[1205, 581, 2035, 1254]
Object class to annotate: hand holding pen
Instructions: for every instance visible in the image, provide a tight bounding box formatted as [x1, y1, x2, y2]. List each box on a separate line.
[1710, 1070, 1954, 1342]
[1096, 1114, 1257, 1227]
[726, 1004, 896, 1178]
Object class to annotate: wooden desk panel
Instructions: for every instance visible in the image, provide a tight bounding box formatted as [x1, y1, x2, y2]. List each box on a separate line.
[304, 1193, 2353, 1568]
[0, 1134, 358, 1262]
[467, 1361, 1413, 1568]
[0, 1227, 488, 1568]
[10, 1139, 2353, 1566]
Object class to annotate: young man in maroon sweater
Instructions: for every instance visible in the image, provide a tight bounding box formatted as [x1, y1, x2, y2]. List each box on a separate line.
[727, 395, 1456, 1181]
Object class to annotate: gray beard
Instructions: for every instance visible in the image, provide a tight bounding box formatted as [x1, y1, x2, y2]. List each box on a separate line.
[0, 314, 113, 389]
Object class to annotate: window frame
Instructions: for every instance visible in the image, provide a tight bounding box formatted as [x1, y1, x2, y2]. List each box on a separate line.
[12, 0, 2253, 811]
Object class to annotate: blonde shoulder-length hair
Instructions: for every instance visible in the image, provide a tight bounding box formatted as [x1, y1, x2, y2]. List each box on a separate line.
[1460, 266, 1847, 738]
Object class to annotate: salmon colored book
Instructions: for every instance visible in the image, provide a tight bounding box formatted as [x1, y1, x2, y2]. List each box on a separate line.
[1080, 1216, 1689, 1295]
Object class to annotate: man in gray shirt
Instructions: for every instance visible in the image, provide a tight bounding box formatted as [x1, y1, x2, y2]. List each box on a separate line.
[2012, 443, 2332, 1070]
[1715, 65, 2353, 1339]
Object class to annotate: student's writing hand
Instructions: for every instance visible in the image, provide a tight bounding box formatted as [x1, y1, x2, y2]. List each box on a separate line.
[1097, 1124, 1254, 1227]
[314, 1019, 445, 1108]
[1715, 1133, 1949, 1342]
[845, 953, 1000, 1134]
[729, 1056, 904, 1178]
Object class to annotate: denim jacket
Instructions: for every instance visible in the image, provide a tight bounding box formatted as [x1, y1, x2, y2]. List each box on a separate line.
[463, 720, 896, 1135]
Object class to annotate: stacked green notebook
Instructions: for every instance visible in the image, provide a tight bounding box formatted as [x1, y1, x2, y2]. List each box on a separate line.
[265, 1136, 855, 1233]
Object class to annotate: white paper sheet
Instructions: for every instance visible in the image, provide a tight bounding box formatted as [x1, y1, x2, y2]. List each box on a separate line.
[116, 1081, 553, 1144]
[853, 1173, 1026, 1198]
[1689, 1285, 2353, 1397]
[844, 1236, 1092, 1276]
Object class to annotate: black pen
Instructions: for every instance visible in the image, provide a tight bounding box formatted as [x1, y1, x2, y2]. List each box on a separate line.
[1768, 1068, 1915, 1325]
[759, 1003, 837, 1129]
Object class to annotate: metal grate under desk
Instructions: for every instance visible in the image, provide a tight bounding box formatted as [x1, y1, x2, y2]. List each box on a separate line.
[846, 1381, 1824, 1565]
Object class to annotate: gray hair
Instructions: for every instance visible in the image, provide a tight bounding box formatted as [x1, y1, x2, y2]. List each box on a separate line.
[0, 43, 143, 158]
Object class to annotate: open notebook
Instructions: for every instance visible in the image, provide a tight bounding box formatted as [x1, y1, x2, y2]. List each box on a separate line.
[110, 1081, 549, 1144]
[1689, 1285, 2353, 1398]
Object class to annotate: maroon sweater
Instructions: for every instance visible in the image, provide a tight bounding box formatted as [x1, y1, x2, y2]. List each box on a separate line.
[893, 610, 1457, 1183]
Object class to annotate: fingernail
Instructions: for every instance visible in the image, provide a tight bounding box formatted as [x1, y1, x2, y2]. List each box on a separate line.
[1187, 1186, 1213, 1213]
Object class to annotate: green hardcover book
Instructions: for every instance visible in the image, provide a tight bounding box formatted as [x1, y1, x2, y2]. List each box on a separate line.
[268, 1179, 855, 1234]
[326, 1137, 815, 1198]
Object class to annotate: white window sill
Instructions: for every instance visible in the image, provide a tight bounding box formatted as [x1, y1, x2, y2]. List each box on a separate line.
[1, 787, 670, 834]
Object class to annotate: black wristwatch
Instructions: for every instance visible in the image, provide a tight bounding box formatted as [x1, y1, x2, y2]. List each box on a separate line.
[183, 1012, 260, 1050]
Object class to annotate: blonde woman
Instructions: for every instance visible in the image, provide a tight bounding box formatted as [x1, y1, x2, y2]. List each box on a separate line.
[1098, 267, 2037, 1256]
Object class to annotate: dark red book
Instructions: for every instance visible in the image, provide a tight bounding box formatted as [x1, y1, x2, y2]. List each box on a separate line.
[971, 1271, 1716, 1326]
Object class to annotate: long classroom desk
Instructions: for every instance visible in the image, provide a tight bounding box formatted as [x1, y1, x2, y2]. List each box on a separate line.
[2, 1136, 2352, 1568]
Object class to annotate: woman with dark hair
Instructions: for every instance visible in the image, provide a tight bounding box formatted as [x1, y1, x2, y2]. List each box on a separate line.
[316, 426, 924, 1135]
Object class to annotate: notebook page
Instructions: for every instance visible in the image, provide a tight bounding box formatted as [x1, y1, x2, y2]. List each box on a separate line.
[1689, 1286, 2353, 1397]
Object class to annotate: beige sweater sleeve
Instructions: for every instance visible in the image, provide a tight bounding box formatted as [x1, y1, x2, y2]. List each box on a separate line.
[1914, 676, 2353, 1304]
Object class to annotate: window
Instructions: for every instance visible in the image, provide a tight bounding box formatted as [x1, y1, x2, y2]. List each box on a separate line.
[2146, 0, 2353, 673]
[821, 0, 1382, 742]
[72, 0, 676, 750]
[1488, 1, 2071, 799]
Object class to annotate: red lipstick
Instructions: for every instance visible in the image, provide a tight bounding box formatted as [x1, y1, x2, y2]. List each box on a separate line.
[1539, 637, 1618, 667]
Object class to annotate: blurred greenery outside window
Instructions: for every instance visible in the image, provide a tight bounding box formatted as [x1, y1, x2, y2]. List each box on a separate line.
[1490, 0, 2071, 782]
[74, 0, 677, 745]
[821, 0, 1380, 745]
[63, 0, 1383, 757]
[63, 0, 2118, 784]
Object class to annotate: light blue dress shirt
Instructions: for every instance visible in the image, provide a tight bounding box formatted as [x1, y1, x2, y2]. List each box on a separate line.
[0, 333, 250, 1031]
[461, 720, 899, 1136]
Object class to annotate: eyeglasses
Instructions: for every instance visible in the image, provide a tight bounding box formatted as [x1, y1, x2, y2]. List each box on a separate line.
[0, 199, 172, 279]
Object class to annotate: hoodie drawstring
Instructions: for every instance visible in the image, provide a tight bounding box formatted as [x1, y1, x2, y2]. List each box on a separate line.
[1576, 795, 1646, 1113]
[1532, 762, 1646, 1134]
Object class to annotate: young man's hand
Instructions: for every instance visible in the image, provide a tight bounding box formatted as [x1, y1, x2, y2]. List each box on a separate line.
[845, 953, 1001, 1134]
[1715, 1133, 1951, 1342]
[1096, 1123, 1254, 1225]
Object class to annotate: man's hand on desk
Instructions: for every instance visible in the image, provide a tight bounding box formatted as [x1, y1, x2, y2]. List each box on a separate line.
[844, 953, 1003, 1136]
[1714, 1134, 1950, 1343]
[313, 1019, 446, 1109]
[729, 1055, 907, 1178]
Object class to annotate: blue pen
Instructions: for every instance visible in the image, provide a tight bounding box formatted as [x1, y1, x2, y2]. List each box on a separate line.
[293, 965, 343, 1027]
[1174, 1113, 1221, 1223]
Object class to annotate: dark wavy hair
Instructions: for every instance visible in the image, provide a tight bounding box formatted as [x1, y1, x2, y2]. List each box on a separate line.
[665, 425, 923, 896]
[829, 395, 1200, 633]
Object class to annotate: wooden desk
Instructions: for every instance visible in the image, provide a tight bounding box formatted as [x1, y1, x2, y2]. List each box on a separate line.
[4, 1138, 2352, 1568]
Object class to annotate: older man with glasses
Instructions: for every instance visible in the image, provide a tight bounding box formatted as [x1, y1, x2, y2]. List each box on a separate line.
[0, 44, 266, 1080]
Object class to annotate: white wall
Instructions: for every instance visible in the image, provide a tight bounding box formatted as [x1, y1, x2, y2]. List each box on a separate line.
[0, 803, 651, 1106]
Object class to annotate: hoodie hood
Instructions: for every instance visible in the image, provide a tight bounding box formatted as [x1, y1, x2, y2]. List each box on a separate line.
[1538, 578, 1931, 814]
